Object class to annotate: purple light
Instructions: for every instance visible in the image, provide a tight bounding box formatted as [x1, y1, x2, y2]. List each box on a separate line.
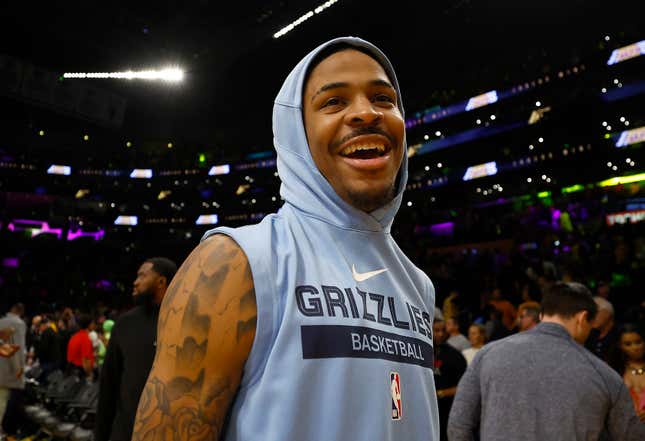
[430, 222, 455, 236]
[95, 279, 114, 290]
[2, 258, 19, 268]
[551, 209, 561, 230]
[67, 229, 105, 241]
[10, 219, 62, 239]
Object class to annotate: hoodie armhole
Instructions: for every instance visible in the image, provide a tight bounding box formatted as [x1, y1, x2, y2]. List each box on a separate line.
[201, 229, 277, 390]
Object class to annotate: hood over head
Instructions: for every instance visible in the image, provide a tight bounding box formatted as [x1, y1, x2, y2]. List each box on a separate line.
[273, 36, 408, 233]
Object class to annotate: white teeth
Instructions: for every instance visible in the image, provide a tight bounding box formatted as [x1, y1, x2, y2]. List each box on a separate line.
[340, 144, 386, 156]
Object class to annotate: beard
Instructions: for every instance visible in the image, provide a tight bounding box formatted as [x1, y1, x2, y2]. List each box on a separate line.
[133, 290, 155, 309]
[346, 182, 397, 213]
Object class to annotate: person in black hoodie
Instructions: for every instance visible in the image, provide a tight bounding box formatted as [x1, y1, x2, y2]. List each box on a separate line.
[35, 317, 62, 379]
[95, 257, 177, 441]
[432, 318, 467, 441]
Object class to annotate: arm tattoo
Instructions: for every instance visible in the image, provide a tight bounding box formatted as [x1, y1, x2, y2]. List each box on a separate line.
[133, 236, 256, 441]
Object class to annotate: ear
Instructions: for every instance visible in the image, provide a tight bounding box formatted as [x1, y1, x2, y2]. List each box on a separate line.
[158, 276, 167, 288]
[576, 310, 589, 326]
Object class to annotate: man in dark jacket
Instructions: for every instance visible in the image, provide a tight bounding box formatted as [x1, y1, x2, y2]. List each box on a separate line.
[94, 257, 177, 441]
[432, 318, 467, 441]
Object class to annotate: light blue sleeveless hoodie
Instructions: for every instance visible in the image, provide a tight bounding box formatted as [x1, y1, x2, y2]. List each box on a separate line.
[204, 36, 439, 441]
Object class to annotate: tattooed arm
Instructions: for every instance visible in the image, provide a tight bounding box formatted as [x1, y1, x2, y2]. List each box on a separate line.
[133, 234, 257, 441]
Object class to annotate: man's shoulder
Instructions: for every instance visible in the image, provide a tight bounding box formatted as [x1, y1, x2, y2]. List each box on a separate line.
[580, 345, 624, 384]
[477, 332, 530, 357]
[113, 307, 146, 330]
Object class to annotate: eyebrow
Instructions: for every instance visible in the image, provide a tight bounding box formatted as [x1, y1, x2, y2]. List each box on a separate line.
[310, 79, 395, 103]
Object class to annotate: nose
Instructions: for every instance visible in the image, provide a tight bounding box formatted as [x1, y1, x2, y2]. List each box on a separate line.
[344, 96, 383, 127]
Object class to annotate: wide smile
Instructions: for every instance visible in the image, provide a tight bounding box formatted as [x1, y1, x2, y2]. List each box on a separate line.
[336, 135, 394, 171]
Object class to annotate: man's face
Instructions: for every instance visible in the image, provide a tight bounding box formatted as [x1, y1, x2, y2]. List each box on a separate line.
[445, 319, 459, 335]
[303, 49, 405, 213]
[133, 262, 160, 298]
[433, 321, 447, 345]
[592, 308, 611, 329]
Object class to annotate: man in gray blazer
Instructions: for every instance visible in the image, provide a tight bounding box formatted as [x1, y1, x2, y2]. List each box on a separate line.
[448, 282, 645, 440]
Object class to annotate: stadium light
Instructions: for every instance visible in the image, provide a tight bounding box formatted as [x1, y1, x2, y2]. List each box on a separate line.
[598, 173, 645, 187]
[616, 126, 645, 148]
[465, 91, 498, 111]
[130, 169, 153, 179]
[463, 161, 498, 181]
[196, 214, 219, 225]
[208, 164, 231, 176]
[47, 165, 72, 175]
[273, 0, 341, 39]
[607, 40, 645, 65]
[63, 67, 184, 82]
[114, 216, 138, 226]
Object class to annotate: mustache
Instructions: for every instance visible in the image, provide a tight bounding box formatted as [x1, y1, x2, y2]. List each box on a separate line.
[330, 126, 396, 151]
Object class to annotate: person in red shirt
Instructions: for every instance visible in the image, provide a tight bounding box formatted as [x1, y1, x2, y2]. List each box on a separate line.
[67, 314, 95, 379]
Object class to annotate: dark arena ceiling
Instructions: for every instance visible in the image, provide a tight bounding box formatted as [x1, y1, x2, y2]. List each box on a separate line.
[2, 0, 641, 157]
[0, 0, 643, 307]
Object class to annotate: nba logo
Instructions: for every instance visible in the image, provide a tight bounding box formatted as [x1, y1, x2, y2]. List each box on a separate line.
[390, 372, 402, 420]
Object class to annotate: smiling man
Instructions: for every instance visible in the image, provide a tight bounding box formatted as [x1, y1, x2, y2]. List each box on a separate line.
[133, 37, 439, 441]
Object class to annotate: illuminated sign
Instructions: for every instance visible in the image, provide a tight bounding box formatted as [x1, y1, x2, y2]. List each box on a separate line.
[196, 214, 219, 225]
[616, 126, 645, 147]
[606, 209, 645, 226]
[463, 161, 498, 181]
[114, 216, 138, 226]
[7, 219, 63, 239]
[465, 91, 498, 111]
[47, 165, 71, 175]
[598, 173, 645, 187]
[607, 40, 645, 65]
[67, 229, 105, 241]
[208, 164, 231, 176]
[130, 169, 153, 178]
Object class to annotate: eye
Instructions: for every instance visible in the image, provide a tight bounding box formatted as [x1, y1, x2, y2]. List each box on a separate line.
[322, 97, 343, 108]
[374, 94, 396, 105]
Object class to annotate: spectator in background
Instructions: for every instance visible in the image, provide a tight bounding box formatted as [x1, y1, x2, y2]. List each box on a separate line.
[101, 319, 114, 346]
[57, 314, 71, 367]
[0, 303, 27, 437]
[25, 315, 41, 356]
[596, 280, 611, 299]
[462, 324, 486, 365]
[608, 324, 645, 421]
[446, 318, 471, 352]
[518, 301, 541, 332]
[432, 318, 467, 441]
[448, 282, 645, 441]
[586, 296, 618, 362]
[488, 288, 517, 332]
[442, 290, 461, 320]
[66, 313, 95, 379]
[95, 257, 177, 441]
[34, 316, 62, 379]
[483, 305, 510, 342]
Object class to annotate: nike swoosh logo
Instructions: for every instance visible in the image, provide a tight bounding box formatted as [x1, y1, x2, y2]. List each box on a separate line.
[352, 264, 388, 282]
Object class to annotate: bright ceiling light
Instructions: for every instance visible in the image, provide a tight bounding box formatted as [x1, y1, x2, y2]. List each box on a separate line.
[63, 67, 184, 82]
[47, 165, 71, 175]
[273, 0, 341, 39]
